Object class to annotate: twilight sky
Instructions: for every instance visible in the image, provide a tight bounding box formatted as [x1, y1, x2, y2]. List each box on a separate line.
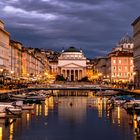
[0, 0, 139, 58]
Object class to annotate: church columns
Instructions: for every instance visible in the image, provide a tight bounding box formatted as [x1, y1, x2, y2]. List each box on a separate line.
[60, 68, 86, 81]
[74, 70, 75, 81]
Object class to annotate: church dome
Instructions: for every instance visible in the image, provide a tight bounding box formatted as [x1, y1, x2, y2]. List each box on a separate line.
[118, 34, 133, 44]
[64, 46, 80, 52]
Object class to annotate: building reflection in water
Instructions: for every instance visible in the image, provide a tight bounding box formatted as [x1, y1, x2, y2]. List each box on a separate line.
[9, 119, 14, 140]
[58, 96, 87, 124]
[0, 127, 2, 140]
[48, 96, 54, 109]
[34, 97, 54, 117]
[36, 104, 39, 116]
[0, 91, 138, 140]
[26, 113, 30, 127]
[117, 107, 120, 126]
[97, 97, 103, 118]
[45, 98, 49, 116]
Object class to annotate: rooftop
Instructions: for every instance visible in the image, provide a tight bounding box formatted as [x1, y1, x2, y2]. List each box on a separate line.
[118, 34, 133, 44]
[132, 16, 140, 26]
[64, 46, 80, 52]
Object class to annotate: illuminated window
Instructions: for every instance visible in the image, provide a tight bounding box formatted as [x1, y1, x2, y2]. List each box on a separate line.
[124, 66, 127, 70]
[124, 73, 127, 77]
[112, 73, 116, 77]
[119, 60, 121, 64]
[118, 73, 121, 77]
[113, 59, 116, 64]
[130, 60, 133, 64]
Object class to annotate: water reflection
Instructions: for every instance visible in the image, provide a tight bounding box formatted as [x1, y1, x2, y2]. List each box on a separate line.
[0, 91, 137, 140]
[0, 127, 2, 140]
[9, 119, 14, 140]
[58, 97, 87, 123]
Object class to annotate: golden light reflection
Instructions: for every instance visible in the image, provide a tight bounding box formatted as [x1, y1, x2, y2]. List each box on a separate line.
[39, 105, 42, 115]
[36, 105, 39, 116]
[0, 127, 2, 140]
[27, 113, 30, 122]
[103, 98, 107, 110]
[117, 107, 120, 126]
[88, 91, 93, 97]
[48, 96, 54, 109]
[133, 114, 137, 130]
[97, 97, 102, 118]
[26, 113, 30, 127]
[9, 119, 14, 140]
[45, 99, 49, 116]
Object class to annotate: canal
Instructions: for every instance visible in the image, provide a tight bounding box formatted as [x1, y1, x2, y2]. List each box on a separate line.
[0, 90, 137, 140]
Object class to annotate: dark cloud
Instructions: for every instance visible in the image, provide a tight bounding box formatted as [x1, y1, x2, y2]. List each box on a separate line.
[0, 0, 139, 58]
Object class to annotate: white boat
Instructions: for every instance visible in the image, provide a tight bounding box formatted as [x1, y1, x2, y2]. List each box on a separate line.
[15, 101, 34, 110]
[96, 90, 119, 96]
[22, 105, 34, 110]
[0, 102, 22, 115]
[9, 93, 46, 101]
[9, 94, 27, 101]
[0, 107, 6, 118]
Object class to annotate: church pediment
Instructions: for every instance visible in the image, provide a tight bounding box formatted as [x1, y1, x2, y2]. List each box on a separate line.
[62, 63, 83, 68]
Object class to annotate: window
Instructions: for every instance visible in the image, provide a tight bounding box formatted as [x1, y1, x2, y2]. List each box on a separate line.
[112, 66, 116, 70]
[119, 60, 121, 64]
[113, 59, 116, 64]
[118, 66, 121, 71]
[124, 73, 127, 77]
[120, 73, 122, 76]
[124, 66, 127, 70]
[130, 66, 133, 70]
[124, 59, 127, 63]
[112, 73, 116, 77]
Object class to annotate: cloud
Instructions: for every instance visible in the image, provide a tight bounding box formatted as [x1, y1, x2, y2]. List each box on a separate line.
[0, 0, 140, 58]
[3, 6, 57, 20]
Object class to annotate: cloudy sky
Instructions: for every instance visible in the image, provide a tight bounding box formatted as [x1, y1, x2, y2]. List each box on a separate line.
[0, 0, 139, 58]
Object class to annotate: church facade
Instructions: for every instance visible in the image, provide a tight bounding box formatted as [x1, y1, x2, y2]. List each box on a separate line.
[58, 47, 87, 81]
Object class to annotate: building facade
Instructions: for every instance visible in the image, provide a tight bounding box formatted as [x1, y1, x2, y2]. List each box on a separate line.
[107, 35, 134, 83]
[9, 40, 22, 78]
[92, 57, 108, 81]
[132, 16, 140, 88]
[0, 20, 10, 74]
[58, 47, 87, 81]
[22, 48, 46, 79]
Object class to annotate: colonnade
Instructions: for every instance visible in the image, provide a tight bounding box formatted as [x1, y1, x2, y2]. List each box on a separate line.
[61, 69, 86, 81]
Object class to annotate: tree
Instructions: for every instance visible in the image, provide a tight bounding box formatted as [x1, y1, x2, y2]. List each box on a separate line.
[78, 76, 90, 82]
[55, 75, 66, 81]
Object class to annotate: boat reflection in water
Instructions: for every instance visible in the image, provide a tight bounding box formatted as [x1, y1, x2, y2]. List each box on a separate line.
[0, 90, 138, 140]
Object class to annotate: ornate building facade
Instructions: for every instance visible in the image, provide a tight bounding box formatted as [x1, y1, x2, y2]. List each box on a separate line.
[107, 35, 134, 83]
[132, 16, 140, 88]
[9, 40, 22, 77]
[0, 20, 10, 73]
[58, 47, 87, 81]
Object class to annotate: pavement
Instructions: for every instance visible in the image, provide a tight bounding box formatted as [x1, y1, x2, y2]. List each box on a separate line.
[0, 89, 21, 94]
[132, 90, 140, 94]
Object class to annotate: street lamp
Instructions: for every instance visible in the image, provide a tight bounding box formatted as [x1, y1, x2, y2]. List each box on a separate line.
[11, 71, 14, 74]
[0, 69, 3, 72]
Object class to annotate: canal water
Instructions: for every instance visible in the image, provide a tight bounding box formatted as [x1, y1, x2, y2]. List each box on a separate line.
[0, 91, 137, 140]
